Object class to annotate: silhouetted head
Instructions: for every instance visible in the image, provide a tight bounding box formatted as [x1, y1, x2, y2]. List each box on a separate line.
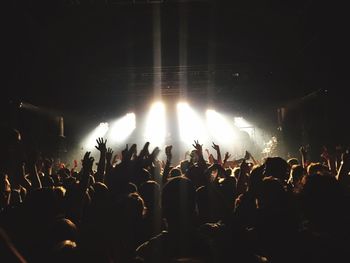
[263, 157, 288, 181]
[180, 160, 190, 174]
[139, 180, 160, 212]
[257, 177, 287, 209]
[224, 168, 232, 178]
[301, 174, 343, 229]
[52, 240, 78, 263]
[48, 218, 78, 247]
[118, 192, 146, 223]
[91, 182, 109, 201]
[307, 162, 329, 176]
[287, 158, 299, 167]
[232, 167, 241, 179]
[57, 168, 70, 180]
[249, 165, 264, 193]
[185, 165, 206, 189]
[169, 168, 182, 178]
[289, 165, 304, 185]
[162, 176, 196, 226]
[136, 168, 152, 186]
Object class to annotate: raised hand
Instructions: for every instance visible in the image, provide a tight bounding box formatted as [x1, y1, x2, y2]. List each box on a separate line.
[95, 138, 107, 153]
[212, 142, 222, 164]
[106, 147, 114, 164]
[240, 159, 250, 174]
[44, 158, 54, 169]
[212, 142, 220, 152]
[299, 145, 309, 169]
[121, 144, 129, 161]
[320, 146, 330, 160]
[224, 152, 231, 163]
[139, 142, 150, 159]
[244, 150, 250, 160]
[341, 150, 350, 165]
[192, 140, 203, 155]
[299, 146, 308, 156]
[165, 145, 172, 160]
[337, 149, 350, 182]
[151, 147, 161, 161]
[82, 152, 94, 174]
[121, 144, 137, 162]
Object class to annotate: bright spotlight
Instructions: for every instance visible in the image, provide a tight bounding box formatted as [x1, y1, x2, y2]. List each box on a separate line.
[85, 122, 109, 149]
[177, 102, 207, 144]
[234, 117, 254, 137]
[206, 109, 236, 143]
[109, 113, 136, 143]
[144, 102, 166, 147]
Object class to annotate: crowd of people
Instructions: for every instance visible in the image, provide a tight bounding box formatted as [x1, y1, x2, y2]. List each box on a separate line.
[1, 127, 350, 263]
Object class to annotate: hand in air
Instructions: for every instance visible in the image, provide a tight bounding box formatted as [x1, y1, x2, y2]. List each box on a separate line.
[106, 148, 114, 163]
[82, 152, 94, 173]
[95, 138, 107, 153]
[165, 145, 172, 160]
[212, 142, 220, 152]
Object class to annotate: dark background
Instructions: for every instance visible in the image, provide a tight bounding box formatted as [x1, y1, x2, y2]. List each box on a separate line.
[1, 0, 348, 159]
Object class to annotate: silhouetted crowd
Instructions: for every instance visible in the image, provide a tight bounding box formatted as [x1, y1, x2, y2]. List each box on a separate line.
[1, 128, 350, 263]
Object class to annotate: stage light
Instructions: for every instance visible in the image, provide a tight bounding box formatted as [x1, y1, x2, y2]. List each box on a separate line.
[144, 102, 166, 147]
[177, 102, 207, 144]
[206, 109, 236, 143]
[85, 122, 109, 149]
[109, 113, 136, 143]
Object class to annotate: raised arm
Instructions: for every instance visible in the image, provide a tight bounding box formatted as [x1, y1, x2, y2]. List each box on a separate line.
[236, 159, 250, 195]
[80, 151, 94, 191]
[336, 150, 350, 184]
[299, 146, 308, 169]
[105, 147, 114, 176]
[192, 140, 207, 171]
[223, 152, 231, 167]
[246, 151, 259, 166]
[94, 138, 107, 183]
[321, 146, 337, 177]
[68, 151, 94, 223]
[162, 145, 172, 184]
[26, 154, 42, 189]
[212, 142, 222, 164]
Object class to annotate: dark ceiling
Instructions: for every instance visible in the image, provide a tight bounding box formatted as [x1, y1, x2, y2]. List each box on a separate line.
[2, 0, 347, 117]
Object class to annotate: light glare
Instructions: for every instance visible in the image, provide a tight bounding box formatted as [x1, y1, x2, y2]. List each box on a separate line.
[206, 110, 236, 143]
[109, 113, 136, 142]
[177, 102, 207, 144]
[234, 117, 254, 137]
[144, 102, 166, 147]
[85, 122, 109, 149]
